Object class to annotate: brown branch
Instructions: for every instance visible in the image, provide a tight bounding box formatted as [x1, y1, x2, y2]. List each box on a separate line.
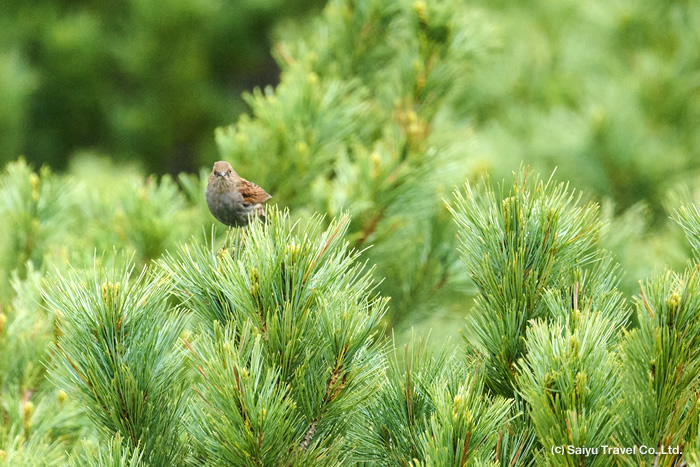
[232, 367, 249, 425]
[274, 42, 295, 66]
[405, 345, 414, 424]
[302, 216, 349, 285]
[297, 338, 351, 454]
[460, 431, 471, 466]
[495, 431, 502, 464]
[181, 337, 201, 359]
[510, 435, 526, 467]
[357, 209, 384, 246]
[299, 419, 318, 452]
[192, 386, 227, 417]
[639, 281, 655, 319]
[196, 365, 208, 380]
[324, 343, 349, 404]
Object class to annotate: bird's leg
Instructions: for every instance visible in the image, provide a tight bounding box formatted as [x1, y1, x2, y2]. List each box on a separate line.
[239, 227, 249, 245]
[216, 226, 235, 258]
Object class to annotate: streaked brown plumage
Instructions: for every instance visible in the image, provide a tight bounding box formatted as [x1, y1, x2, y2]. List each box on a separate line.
[206, 161, 271, 227]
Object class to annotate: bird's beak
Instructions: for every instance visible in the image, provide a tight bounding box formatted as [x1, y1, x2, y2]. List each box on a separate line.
[218, 171, 227, 177]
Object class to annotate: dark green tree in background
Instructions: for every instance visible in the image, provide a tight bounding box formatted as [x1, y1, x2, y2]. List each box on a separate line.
[0, 0, 324, 173]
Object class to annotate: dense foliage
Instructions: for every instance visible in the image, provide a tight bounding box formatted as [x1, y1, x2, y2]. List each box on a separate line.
[1, 0, 699, 465]
[1, 161, 699, 465]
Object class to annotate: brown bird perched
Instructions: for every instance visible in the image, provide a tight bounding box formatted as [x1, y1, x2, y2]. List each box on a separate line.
[206, 161, 271, 227]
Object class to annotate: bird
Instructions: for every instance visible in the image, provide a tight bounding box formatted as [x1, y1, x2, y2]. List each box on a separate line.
[206, 161, 271, 227]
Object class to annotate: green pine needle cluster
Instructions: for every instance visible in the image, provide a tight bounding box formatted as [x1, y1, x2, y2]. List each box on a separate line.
[448, 168, 699, 465]
[619, 265, 700, 465]
[518, 314, 623, 467]
[44, 258, 190, 465]
[68, 434, 144, 467]
[675, 204, 700, 261]
[361, 337, 519, 465]
[450, 171, 611, 396]
[161, 208, 388, 464]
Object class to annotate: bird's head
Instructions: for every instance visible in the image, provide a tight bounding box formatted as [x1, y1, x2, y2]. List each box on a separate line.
[211, 161, 236, 179]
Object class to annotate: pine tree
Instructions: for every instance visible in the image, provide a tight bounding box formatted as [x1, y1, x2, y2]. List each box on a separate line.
[0, 161, 697, 465]
[160, 209, 387, 465]
[1, 0, 700, 464]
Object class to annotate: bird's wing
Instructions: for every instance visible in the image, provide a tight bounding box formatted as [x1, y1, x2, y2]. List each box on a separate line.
[238, 178, 272, 204]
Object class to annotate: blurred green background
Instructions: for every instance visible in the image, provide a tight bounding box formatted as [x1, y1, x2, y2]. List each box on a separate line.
[0, 0, 324, 173]
[1, 0, 699, 340]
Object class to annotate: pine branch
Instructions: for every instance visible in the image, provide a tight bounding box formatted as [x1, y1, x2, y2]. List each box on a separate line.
[43, 256, 190, 466]
[161, 208, 387, 465]
[449, 168, 605, 397]
[619, 265, 700, 464]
